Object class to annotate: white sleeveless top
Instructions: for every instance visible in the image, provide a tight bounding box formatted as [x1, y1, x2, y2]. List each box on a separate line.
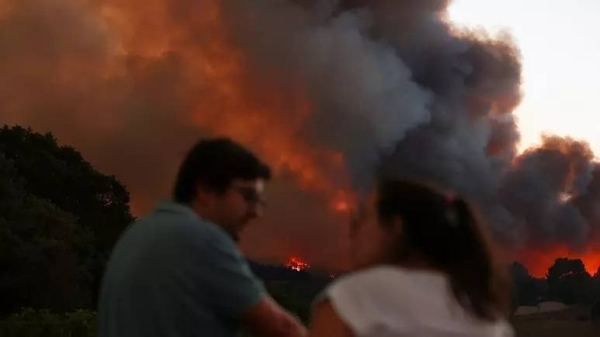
[318, 266, 514, 337]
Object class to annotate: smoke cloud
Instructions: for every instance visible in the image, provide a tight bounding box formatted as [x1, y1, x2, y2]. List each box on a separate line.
[1, 0, 599, 269]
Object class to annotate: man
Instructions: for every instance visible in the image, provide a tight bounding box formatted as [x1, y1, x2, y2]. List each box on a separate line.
[98, 138, 306, 337]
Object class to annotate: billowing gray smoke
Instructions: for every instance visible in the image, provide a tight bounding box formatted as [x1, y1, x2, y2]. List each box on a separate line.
[221, 0, 600, 251]
[1, 0, 598, 267]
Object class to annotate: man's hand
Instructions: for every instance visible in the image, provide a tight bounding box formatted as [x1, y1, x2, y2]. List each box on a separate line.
[241, 296, 307, 337]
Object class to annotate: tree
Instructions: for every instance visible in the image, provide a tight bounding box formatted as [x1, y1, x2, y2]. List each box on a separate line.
[0, 126, 133, 252]
[593, 301, 600, 326]
[592, 266, 600, 325]
[0, 154, 93, 315]
[546, 258, 593, 305]
[0, 125, 134, 315]
[592, 267, 600, 305]
[510, 262, 547, 312]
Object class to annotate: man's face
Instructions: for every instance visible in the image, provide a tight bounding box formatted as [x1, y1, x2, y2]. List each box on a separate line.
[204, 178, 267, 241]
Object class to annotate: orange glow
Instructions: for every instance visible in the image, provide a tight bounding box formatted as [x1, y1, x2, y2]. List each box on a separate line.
[89, 0, 599, 274]
[332, 201, 350, 212]
[0, 2, 11, 21]
[519, 245, 600, 278]
[286, 256, 311, 272]
[181, 0, 354, 205]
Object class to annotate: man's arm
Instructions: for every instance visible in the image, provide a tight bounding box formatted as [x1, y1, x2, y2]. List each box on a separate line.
[190, 230, 305, 337]
[241, 296, 307, 337]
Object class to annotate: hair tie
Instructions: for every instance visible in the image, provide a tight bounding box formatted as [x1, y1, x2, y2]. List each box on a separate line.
[444, 191, 459, 227]
[445, 192, 456, 205]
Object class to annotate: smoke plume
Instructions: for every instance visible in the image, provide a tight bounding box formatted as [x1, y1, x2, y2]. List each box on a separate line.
[1, 0, 599, 271]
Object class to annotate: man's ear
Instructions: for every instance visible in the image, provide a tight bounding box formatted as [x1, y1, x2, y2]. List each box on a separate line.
[194, 184, 214, 206]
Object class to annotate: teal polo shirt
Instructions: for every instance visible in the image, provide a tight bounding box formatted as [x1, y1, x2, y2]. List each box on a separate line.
[98, 201, 266, 337]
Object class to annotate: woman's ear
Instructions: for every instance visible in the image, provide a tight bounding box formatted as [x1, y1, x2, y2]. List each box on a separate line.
[390, 215, 403, 237]
[382, 216, 403, 262]
[383, 215, 403, 250]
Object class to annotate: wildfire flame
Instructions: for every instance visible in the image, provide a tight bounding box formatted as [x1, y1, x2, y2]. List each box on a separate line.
[286, 256, 311, 272]
[331, 190, 355, 214]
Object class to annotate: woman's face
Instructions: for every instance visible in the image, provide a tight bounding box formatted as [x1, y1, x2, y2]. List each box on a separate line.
[349, 193, 398, 270]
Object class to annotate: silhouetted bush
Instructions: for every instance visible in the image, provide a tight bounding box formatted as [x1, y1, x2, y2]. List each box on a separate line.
[0, 308, 96, 337]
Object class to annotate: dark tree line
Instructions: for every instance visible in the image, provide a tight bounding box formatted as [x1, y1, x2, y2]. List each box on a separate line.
[511, 258, 600, 311]
[0, 125, 134, 318]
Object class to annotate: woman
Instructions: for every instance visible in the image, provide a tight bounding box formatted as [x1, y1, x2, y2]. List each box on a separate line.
[309, 179, 514, 337]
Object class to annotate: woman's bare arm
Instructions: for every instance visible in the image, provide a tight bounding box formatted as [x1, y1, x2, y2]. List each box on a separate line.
[308, 300, 353, 337]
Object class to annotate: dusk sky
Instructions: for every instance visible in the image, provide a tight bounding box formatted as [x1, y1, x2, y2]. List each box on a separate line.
[449, 0, 600, 156]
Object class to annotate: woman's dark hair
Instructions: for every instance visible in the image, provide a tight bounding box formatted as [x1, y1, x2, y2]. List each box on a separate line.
[173, 137, 271, 203]
[376, 178, 510, 320]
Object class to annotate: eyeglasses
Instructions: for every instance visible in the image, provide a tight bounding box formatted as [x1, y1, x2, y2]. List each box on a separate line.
[233, 186, 266, 207]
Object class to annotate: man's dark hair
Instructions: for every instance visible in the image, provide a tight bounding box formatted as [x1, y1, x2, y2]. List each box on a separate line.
[173, 138, 271, 203]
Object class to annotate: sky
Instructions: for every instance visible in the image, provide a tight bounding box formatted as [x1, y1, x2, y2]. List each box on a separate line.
[448, 0, 600, 156]
[1, 0, 598, 273]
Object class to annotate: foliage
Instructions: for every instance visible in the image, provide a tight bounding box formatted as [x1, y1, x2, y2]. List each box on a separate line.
[0, 308, 96, 337]
[510, 262, 547, 311]
[0, 125, 134, 252]
[593, 269, 600, 306]
[0, 125, 134, 316]
[546, 258, 594, 305]
[0, 194, 93, 315]
[592, 300, 600, 325]
[510, 259, 600, 310]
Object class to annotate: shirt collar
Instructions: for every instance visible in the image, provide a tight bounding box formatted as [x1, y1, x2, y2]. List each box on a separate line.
[153, 200, 237, 243]
[154, 200, 199, 219]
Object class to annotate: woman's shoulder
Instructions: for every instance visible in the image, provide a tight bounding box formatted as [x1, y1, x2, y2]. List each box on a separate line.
[316, 266, 448, 331]
[329, 265, 448, 294]
[317, 266, 514, 337]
